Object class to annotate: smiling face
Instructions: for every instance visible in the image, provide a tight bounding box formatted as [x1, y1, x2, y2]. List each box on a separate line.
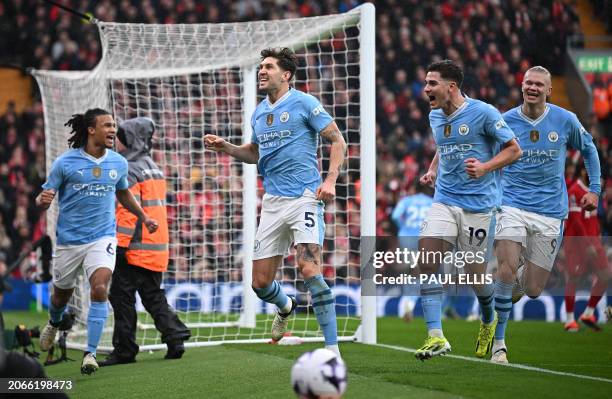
[258, 56, 291, 93]
[88, 114, 117, 149]
[423, 71, 454, 110]
[522, 70, 551, 106]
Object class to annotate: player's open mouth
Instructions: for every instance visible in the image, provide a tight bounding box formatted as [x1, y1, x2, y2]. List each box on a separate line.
[428, 95, 436, 104]
[525, 92, 538, 100]
[106, 134, 115, 142]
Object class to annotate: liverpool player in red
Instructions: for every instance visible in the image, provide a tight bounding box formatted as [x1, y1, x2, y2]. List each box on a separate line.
[563, 161, 610, 332]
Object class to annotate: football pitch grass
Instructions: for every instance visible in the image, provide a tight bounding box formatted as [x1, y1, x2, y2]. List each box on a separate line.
[3, 311, 611, 398]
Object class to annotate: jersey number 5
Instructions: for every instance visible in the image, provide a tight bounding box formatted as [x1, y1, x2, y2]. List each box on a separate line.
[305, 212, 315, 228]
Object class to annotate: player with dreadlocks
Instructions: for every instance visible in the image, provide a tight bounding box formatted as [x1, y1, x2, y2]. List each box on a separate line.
[36, 108, 159, 375]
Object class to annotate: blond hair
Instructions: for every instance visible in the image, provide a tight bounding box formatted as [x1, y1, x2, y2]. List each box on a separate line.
[525, 66, 551, 81]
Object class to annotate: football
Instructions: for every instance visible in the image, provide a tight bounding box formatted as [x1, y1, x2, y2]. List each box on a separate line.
[291, 349, 347, 398]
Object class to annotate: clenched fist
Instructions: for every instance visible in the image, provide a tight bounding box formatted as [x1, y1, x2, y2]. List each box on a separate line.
[420, 171, 437, 187]
[36, 189, 56, 210]
[204, 134, 227, 152]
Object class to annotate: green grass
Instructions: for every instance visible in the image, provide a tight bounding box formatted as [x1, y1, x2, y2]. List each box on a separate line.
[3, 311, 611, 398]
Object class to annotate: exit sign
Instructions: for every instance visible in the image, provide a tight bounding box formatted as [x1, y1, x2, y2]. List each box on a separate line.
[577, 55, 612, 72]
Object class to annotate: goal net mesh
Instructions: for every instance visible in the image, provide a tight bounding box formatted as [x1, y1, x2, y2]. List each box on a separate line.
[33, 7, 369, 350]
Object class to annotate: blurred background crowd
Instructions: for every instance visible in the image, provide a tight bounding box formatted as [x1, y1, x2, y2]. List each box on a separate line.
[0, 0, 609, 284]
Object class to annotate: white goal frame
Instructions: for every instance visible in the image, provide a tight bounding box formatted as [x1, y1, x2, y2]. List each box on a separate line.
[33, 3, 376, 350]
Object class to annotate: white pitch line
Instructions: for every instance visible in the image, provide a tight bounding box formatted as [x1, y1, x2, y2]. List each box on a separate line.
[373, 343, 612, 384]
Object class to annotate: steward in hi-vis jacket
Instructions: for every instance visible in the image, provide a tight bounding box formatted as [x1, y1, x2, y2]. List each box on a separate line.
[100, 117, 190, 367]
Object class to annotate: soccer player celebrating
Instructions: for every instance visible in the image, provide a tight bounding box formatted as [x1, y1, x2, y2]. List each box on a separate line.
[36, 109, 158, 375]
[562, 161, 609, 332]
[492, 66, 601, 363]
[415, 60, 521, 361]
[204, 48, 347, 356]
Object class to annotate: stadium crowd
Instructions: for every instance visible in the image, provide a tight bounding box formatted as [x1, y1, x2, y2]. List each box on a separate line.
[591, 0, 612, 32]
[0, 101, 46, 267]
[0, 0, 610, 283]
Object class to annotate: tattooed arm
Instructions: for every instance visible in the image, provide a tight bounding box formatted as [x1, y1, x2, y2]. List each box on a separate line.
[316, 122, 347, 203]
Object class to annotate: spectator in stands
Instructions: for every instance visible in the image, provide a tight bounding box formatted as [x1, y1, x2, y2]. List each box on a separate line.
[592, 73, 610, 124]
[0, 214, 11, 257]
[0, 0, 608, 274]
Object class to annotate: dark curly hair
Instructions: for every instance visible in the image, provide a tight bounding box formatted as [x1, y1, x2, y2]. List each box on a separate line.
[260, 47, 298, 81]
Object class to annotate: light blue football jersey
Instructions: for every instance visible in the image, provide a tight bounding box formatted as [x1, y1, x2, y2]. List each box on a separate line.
[392, 193, 433, 237]
[502, 104, 601, 219]
[429, 98, 516, 212]
[251, 88, 333, 197]
[392, 193, 433, 249]
[42, 148, 129, 245]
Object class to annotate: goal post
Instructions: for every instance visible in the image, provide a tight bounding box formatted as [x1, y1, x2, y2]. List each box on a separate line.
[32, 3, 376, 351]
[359, 2, 376, 345]
[240, 64, 258, 330]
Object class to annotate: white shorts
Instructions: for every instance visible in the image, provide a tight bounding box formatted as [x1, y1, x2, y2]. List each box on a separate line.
[420, 202, 494, 257]
[52, 236, 117, 289]
[495, 205, 563, 271]
[253, 190, 325, 260]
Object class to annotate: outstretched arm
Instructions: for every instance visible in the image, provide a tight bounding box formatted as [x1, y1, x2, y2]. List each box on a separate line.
[316, 121, 347, 203]
[115, 189, 158, 233]
[204, 134, 259, 164]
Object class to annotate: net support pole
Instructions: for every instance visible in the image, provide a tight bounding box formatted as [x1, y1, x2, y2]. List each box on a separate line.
[240, 65, 258, 328]
[359, 2, 377, 345]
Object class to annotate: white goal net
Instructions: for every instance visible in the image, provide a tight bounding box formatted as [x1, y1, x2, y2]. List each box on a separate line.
[33, 4, 375, 351]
